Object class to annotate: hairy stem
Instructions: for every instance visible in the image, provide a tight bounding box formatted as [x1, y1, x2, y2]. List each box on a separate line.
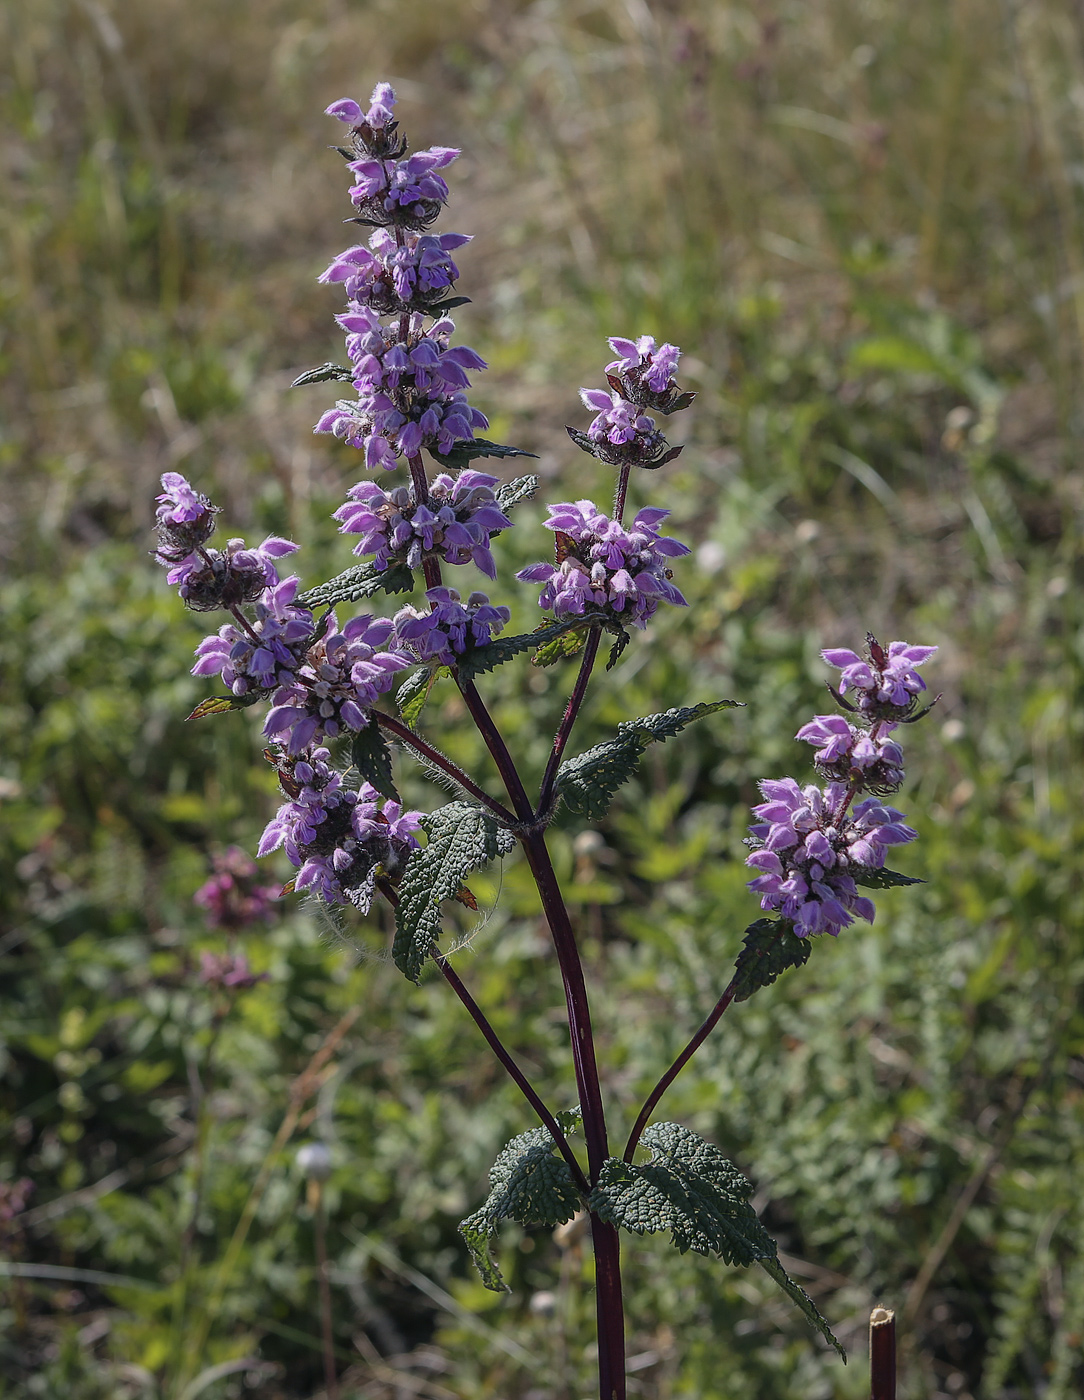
[373, 710, 514, 824]
[612, 463, 632, 526]
[537, 628, 601, 818]
[457, 678, 536, 823]
[623, 971, 741, 1163]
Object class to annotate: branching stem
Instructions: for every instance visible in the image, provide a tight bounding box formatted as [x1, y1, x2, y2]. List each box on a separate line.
[373, 710, 514, 824]
[537, 628, 601, 818]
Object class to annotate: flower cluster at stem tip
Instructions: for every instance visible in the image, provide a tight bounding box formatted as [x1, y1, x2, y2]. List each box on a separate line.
[151, 81, 698, 907]
[745, 636, 937, 938]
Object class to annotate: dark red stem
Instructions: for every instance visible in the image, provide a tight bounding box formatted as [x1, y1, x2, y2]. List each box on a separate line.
[434, 953, 589, 1193]
[537, 628, 601, 817]
[623, 971, 741, 1163]
[869, 1307, 897, 1400]
[612, 463, 632, 525]
[373, 710, 515, 825]
[520, 829, 625, 1397]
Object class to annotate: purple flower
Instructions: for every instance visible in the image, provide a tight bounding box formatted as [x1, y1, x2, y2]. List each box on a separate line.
[572, 388, 678, 469]
[326, 82, 397, 132]
[602, 335, 694, 416]
[314, 314, 489, 467]
[346, 145, 460, 231]
[795, 715, 906, 793]
[258, 748, 423, 909]
[193, 846, 280, 929]
[822, 635, 939, 721]
[263, 613, 411, 755]
[744, 777, 917, 937]
[319, 230, 471, 314]
[516, 500, 689, 630]
[154, 472, 219, 564]
[192, 576, 314, 696]
[334, 470, 512, 577]
[393, 588, 510, 665]
[165, 534, 299, 612]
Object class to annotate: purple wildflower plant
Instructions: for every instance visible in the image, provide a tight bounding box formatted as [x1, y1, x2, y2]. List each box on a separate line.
[516, 501, 689, 630]
[566, 336, 694, 471]
[154, 471, 219, 561]
[393, 587, 510, 665]
[333, 470, 512, 578]
[263, 612, 411, 755]
[795, 715, 905, 794]
[604, 336, 694, 415]
[318, 229, 472, 316]
[193, 846, 280, 930]
[258, 747, 423, 909]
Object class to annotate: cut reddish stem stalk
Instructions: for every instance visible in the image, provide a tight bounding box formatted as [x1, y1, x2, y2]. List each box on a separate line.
[869, 1306, 896, 1400]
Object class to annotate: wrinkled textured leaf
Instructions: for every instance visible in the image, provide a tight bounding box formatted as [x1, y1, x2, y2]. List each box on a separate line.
[187, 692, 264, 720]
[494, 475, 540, 512]
[852, 867, 924, 890]
[556, 700, 741, 819]
[426, 438, 540, 470]
[606, 627, 631, 670]
[459, 1122, 583, 1292]
[393, 803, 515, 982]
[732, 918, 812, 1004]
[455, 614, 604, 683]
[291, 362, 354, 387]
[589, 1122, 845, 1358]
[351, 719, 398, 801]
[298, 561, 415, 608]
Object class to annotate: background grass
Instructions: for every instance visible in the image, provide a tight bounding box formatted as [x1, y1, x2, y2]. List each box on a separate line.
[1, 1, 1082, 1397]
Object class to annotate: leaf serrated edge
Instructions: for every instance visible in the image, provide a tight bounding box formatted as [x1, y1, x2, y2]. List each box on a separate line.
[758, 1256, 847, 1360]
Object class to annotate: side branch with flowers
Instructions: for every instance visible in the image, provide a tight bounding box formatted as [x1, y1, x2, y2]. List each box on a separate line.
[153, 82, 937, 1400]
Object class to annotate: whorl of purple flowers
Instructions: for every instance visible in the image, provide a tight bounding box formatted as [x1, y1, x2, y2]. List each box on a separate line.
[745, 638, 935, 938]
[319, 229, 471, 316]
[393, 587, 510, 665]
[263, 613, 411, 755]
[258, 748, 423, 909]
[517, 501, 689, 630]
[192, 576, 315, 696]
[334, 470, 512, 578]
[568, 335, 694, 470]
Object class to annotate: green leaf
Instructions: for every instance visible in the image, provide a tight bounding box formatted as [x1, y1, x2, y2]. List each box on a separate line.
[589, 1123, 768, 1265]
[852, 867, 924, 890]
[187, 692, 265, 720]
[495, 475, 540, 512]
[732, 919, 812, 1004]
[291, 362, 355, 387]
[589, 1123, 845, 1359]
[556, 700, 741, 819]
[393, 803, 515, 982]
[455, 614, 604, 683]
[298, 561, 415, 609]
[459, 1124, 583, 1292]
[351, 718, 398, 801]
[426, 438, 540, 470]
[758, 1257, 847, 1360]
[396, 667, 432, 728]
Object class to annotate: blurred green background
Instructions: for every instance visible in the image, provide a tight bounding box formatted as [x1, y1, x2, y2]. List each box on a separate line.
[1, 1, 1081, 1397]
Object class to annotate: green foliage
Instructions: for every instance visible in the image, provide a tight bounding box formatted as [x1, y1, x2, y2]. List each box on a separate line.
[460, 1118, 584, 1292]
[851, 867, 925, 890]
[731, 919, 813, 1005]
[393, 803, 516, 982]
[426, 439, 539, 469]
[590, 1123, 843, 1358]
[290, 363, 354, 386]
[494, 475, 541, 512]
[556, 701, 741, 819]
[298, 561, 415, 608]
[351, 718, 398, 801]
[455, 614, 603, 682]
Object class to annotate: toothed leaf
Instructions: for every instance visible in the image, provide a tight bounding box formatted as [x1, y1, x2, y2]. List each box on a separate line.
[459, 1123, 583, 1292]
[732, 919, 812, 1004]
[455, 613, 605, 682]
[393, 803, 515, 982]
[187, 692, 265, 720]
[291, 362, 354, 387]
[589, 1122, 845, 1358]
[851, 867, 924, 889]
[427, 438, 540, 470]
[298, 561, 415, 608]
[495, 475, 540, 512]
[556, 701, 741, 819]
